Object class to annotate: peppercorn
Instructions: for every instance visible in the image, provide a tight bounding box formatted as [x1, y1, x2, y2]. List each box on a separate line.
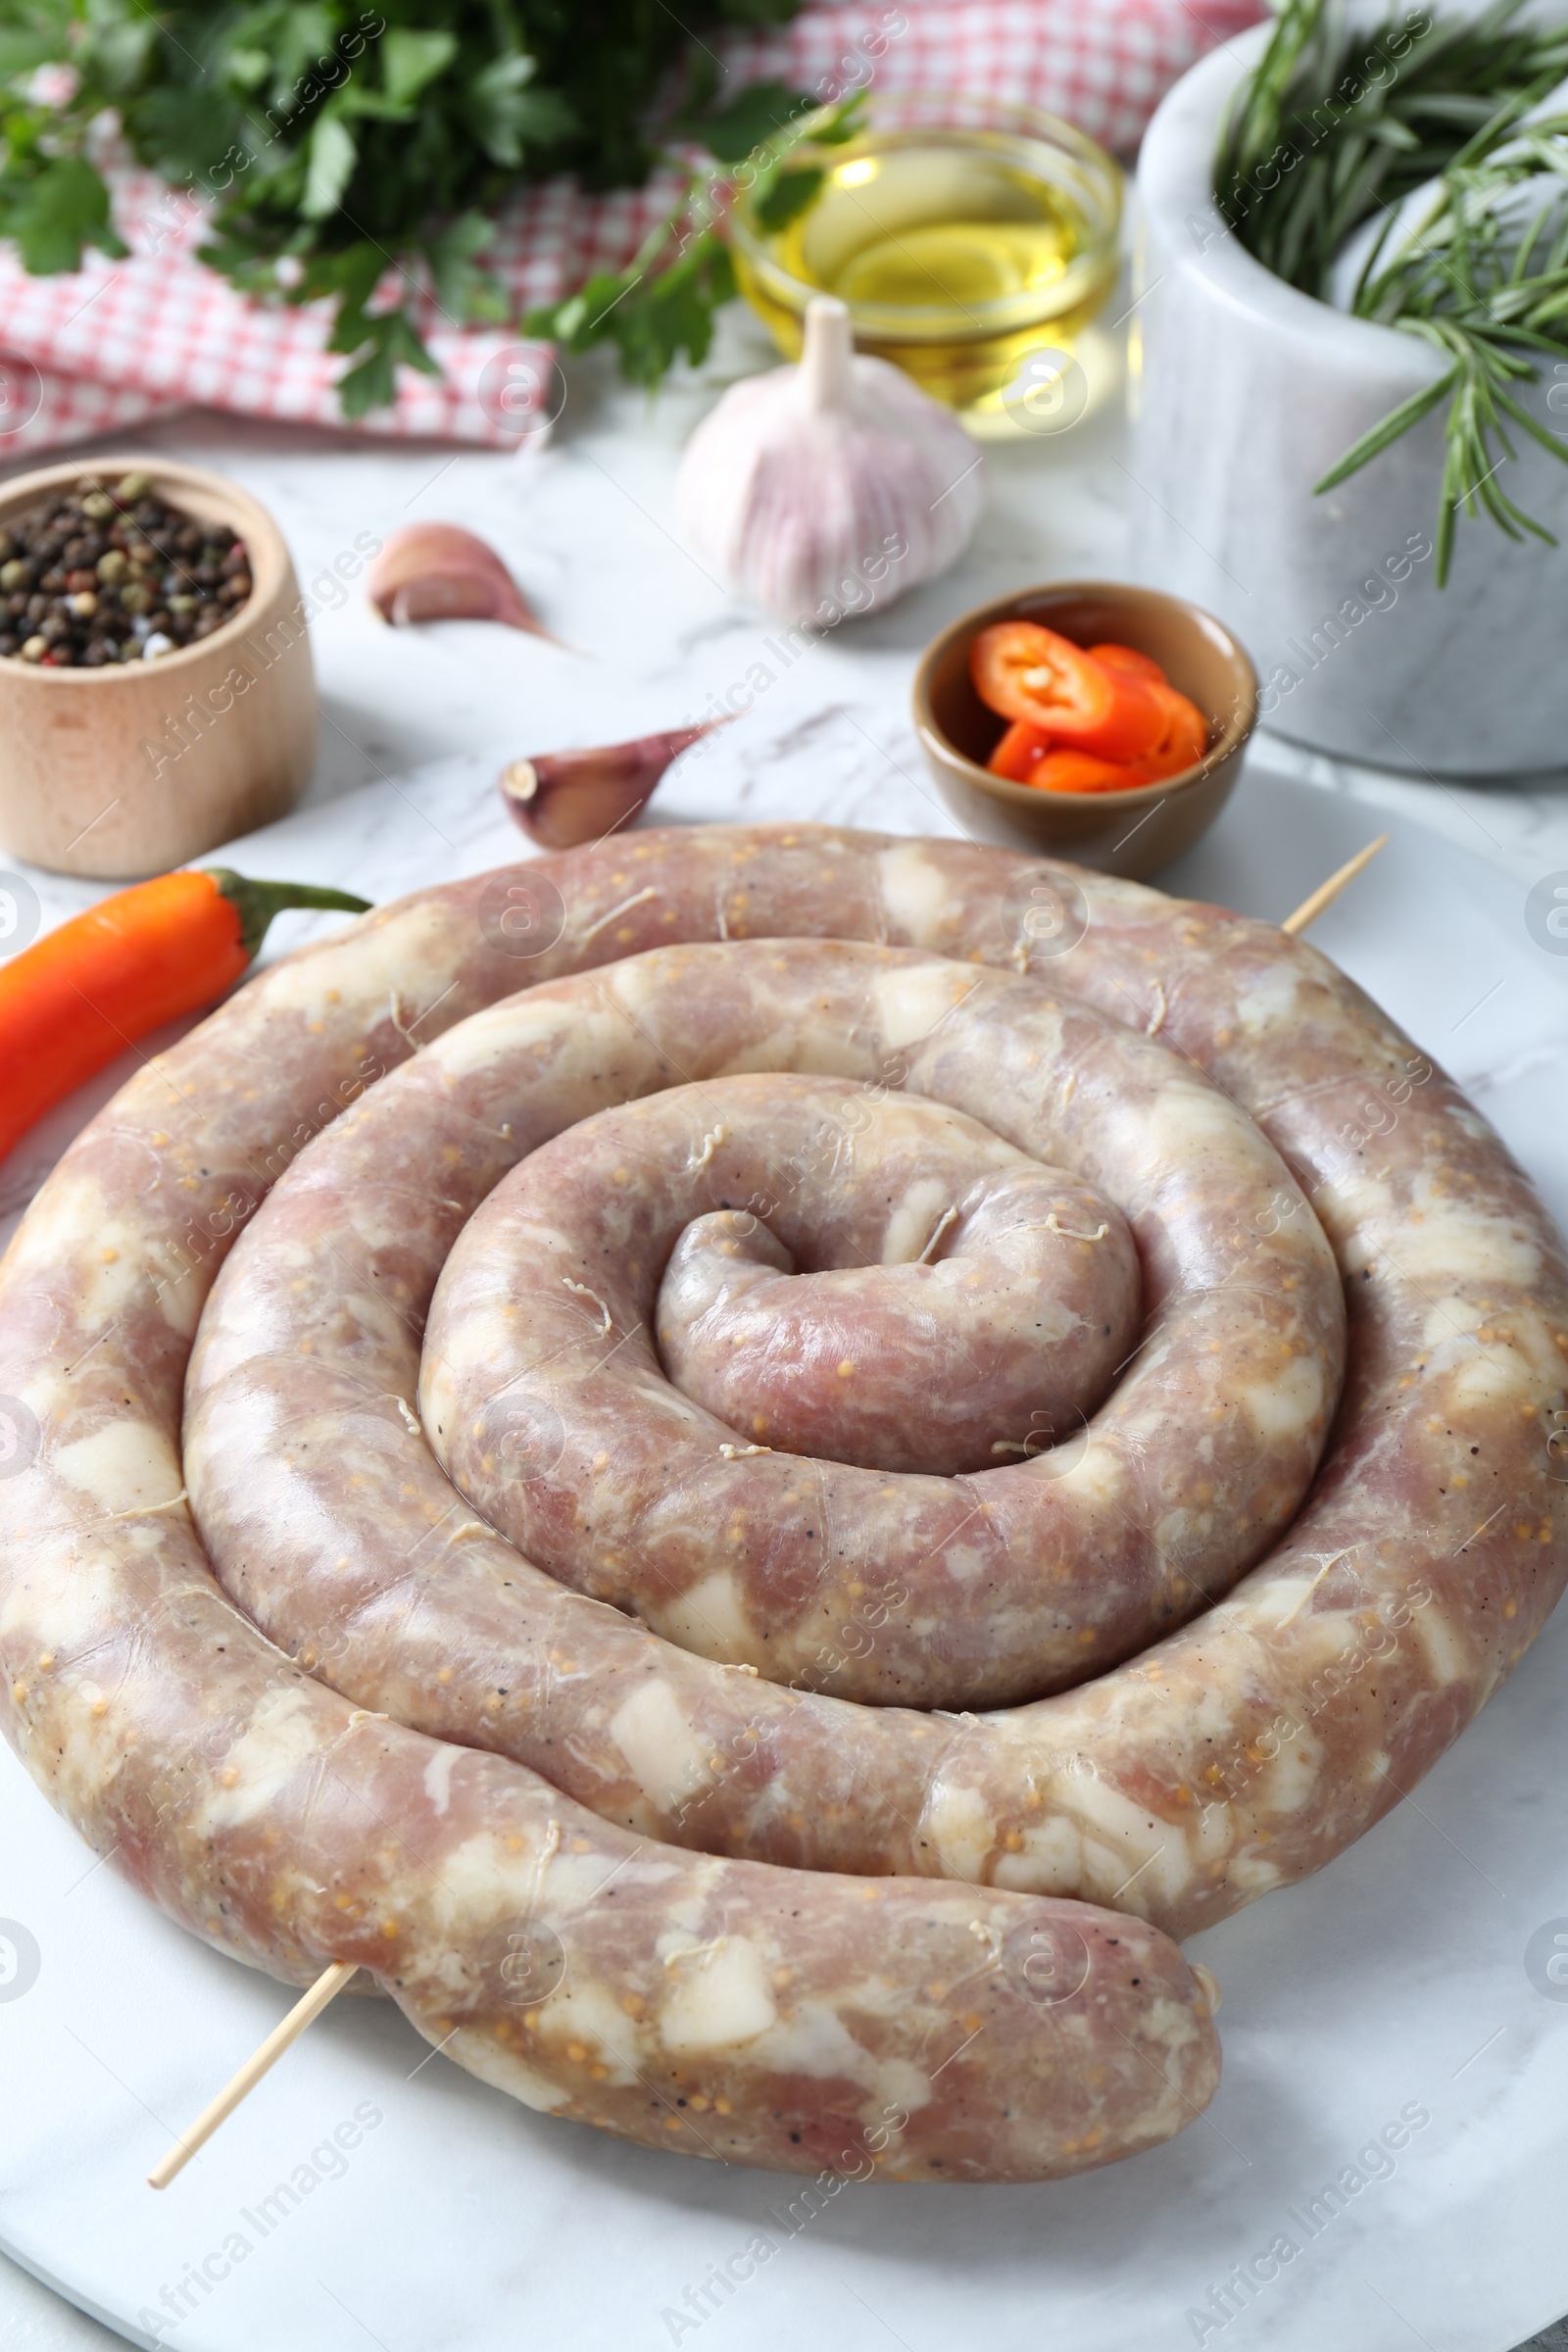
[0, 471, 253, 666]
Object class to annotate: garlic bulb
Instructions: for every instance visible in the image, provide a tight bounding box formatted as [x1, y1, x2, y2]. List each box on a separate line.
[677, 296, 984, 625]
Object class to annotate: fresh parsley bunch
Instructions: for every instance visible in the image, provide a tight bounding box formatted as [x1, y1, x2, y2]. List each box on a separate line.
[0, 0, 805, 416]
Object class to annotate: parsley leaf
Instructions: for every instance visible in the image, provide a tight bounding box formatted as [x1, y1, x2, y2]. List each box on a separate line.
[381, 28, 458, 109]
[686, 78, 817, 163]
[754, 166, 822, 232]
[3, 155, 127, 275]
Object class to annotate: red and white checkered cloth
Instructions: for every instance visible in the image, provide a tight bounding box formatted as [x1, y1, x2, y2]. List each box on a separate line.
[0, 0, 1259, 459]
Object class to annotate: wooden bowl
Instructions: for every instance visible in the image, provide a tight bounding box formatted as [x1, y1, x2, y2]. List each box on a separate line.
[0, 456, 318, 879]
[912, 581, 1256, 877]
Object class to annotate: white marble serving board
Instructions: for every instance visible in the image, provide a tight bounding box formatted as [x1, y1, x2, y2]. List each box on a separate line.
[4, 754, 1568, 2352]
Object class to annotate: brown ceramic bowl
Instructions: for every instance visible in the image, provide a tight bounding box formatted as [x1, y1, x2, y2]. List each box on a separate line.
[0, 455, 318, 880]
[913, 581, 1256, 877]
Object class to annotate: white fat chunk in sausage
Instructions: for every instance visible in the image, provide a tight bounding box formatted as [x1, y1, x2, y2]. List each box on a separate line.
[49, 1702, 121, 1815]
[1150, 1080, 1264, 1167]
[1153, 1505, 1214, 1558]
[1235, 962, 1303, 1038]
[751, 1998, 882, 2089]
[718, 1018, 867, 1082]
[1413, 1603, 1470, 1689]
[659, 1570, 754, 1659]
[418, 1351, 460, 1437]
[1392, 1193, 1542, 1290]
[423, 1744, 460, 1816]
[882, 1176, 963, 1267]
[940, 1540, 997, 1590]
[1226, 1852, 1285, 1896]
[52, 1417, 180, 1511]
[543, 1981, 642, 2081]
[1287, 1610, 1365, 1683]
[646, 1864, 729, 1942]
[875, 843, 956, 944]
[992, 1813, 1084, 1894]
[445, 2026, 572, 2111]
[1239, 1352, 1326, 1446]
[8, 1168, 105, 1276]
[659, 1936, 778, 2053]
[1252, 1571, 1333, 1631]
[434, 996, 618, 1082]
[1445, 1341, 1547, 1416]
[1419, 1295, 1493, 1352]
[425, 1830, 595, 1936]
[867, 2057, 935, 2121]
[924, 1782, 995, 1881]
[611, 1678, 717, 1813]
[1036, 1439, 1126, 1511]
[1133, 1997, 1214, 2129]
[17, 1188, 166, 1331]
[1190, 1798, 1235, 1861]
[1071, 1772, 1190, 1858]
[193, 1687, 323, 1834]
[1318, 1174, 1396, 1259]
[252, 912, 436, 1028]
[1514, 1301, 1568, 1387]
[1080, 1835, 1138, 1901]
[0, 1541, 115, 1654]
[870, 962, 981, 1054]
[1258, 1727, 1325, 1816]
[1063, 1774, 1195, 1907]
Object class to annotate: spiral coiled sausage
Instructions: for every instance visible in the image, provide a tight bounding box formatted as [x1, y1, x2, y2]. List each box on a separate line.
[1, 826, 1562, 2182]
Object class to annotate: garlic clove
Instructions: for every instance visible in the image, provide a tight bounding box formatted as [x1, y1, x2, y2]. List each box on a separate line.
[676, 294, 985, 626]
[499, 720, 729, 850]
[367, 523, 557, 639]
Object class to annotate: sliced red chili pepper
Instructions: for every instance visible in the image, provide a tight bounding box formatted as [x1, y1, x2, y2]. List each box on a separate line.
[1024, 749, 1134, 794]
[986, 719, 1054, 781]
[1134, 682, 1209, 780]
[1092, 650, 1209, 778]
[1089, 642, 1167, 685]
[969, 622, 1164, 760]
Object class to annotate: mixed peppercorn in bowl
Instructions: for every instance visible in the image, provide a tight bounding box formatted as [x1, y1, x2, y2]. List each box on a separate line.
[0, 471, 254, 668]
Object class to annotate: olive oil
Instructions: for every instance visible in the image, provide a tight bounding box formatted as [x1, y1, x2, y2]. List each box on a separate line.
[734, 131, 1117, 411]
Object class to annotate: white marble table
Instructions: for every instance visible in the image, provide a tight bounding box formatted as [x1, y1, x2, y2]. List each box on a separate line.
[2, 296, 1567, 2352]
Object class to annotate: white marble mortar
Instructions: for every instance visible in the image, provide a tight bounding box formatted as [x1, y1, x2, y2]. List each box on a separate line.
[1131, 24, 1568, 777]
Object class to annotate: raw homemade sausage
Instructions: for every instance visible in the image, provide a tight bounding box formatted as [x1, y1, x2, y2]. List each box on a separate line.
[1, 824, 1562, 2180]
[402, 959, 1344, 1705]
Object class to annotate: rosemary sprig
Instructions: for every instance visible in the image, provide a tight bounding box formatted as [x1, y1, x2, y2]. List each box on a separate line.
[1215, 0, 1568, 580]
[1320, 121, 1568, 579]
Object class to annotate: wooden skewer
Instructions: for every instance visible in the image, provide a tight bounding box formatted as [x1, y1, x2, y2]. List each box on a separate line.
[1282, 833, 1390, 935]
[148, 1961, 358, 2189]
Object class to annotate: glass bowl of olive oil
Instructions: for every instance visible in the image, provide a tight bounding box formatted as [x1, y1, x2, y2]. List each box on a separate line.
[729, 93, 1121, 421]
